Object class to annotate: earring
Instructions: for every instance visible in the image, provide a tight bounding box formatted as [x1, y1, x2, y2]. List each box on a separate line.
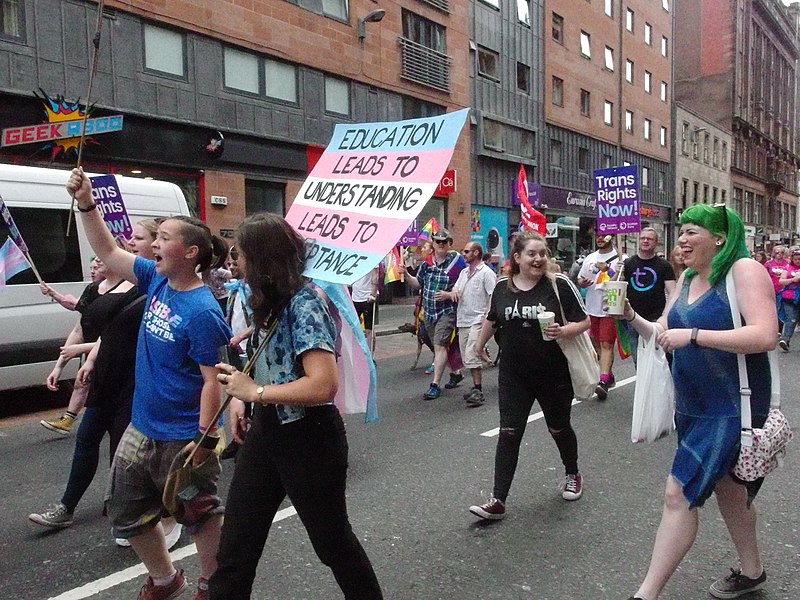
[715, 240, 723, 246]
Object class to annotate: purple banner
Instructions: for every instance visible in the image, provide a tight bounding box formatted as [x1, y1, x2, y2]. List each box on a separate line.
[90, 175, 133, 242]
[511, 181, 541, 207]
[397, 221, 419, 247]
[594, 165, 641, 235]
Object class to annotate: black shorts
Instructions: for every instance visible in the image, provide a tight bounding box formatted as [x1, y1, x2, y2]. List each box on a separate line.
[353, 300, 376, 330]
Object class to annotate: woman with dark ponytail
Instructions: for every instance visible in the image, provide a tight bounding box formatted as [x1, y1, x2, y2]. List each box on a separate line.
[210, 213, 383, 600]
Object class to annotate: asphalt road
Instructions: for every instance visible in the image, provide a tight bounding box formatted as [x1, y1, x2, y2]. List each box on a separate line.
[2, 332, 799, 600]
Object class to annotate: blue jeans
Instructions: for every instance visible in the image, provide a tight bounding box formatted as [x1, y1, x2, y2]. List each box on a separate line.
[781, 301, 800, 346]
[210, 405, 383, 600]
[61, 405, 130, 513]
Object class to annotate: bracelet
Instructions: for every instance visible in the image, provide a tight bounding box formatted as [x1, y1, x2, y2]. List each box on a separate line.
[690, 327, 700, 347]
[193, 431, 220, 450]
[625, 311, 636, 322]
[77, 203, 98, 213]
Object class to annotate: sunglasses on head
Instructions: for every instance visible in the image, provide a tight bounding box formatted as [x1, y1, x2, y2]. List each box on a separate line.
[229, 248, 239, 260]
[712, 202, 729, 234]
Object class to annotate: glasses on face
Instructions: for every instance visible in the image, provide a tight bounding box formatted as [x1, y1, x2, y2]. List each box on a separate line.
[462, 249, 473, 254]
[434, 240, 448, 245]
[712, 202, 729, 234]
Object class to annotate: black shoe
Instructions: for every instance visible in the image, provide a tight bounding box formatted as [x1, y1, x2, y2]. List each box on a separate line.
[709, 568, 766, 599]
[444, 372, 464, 389]
[595, 381, 609, 401]
[220, 440, 240, 460]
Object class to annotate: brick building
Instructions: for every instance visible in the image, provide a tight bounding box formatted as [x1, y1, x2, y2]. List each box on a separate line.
[675, 0, 800, 250]
[0, 0, 472, 245]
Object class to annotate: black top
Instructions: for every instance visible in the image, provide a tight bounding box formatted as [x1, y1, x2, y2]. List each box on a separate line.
[487, 274, 586, 372]
[78, 280, 126, 343]
[85, 290, 145, 411]
[622, 255, 676, 321]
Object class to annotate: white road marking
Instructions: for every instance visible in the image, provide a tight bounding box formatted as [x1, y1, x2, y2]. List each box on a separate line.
[479, 375, 637, 437]
[48, 505, 298, 600]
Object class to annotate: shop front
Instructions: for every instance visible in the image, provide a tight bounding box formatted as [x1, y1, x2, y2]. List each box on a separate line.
[535, 185, 598, 272]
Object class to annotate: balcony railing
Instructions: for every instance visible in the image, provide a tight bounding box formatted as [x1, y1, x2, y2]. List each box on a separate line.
[399, 38, 452, 93]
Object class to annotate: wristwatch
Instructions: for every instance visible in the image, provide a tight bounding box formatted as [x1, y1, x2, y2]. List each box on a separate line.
[690, 327, 700, 347]
[256, 385, 265, 402]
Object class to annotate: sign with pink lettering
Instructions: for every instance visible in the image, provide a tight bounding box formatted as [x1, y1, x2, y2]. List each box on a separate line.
[285, 110, 469, 284]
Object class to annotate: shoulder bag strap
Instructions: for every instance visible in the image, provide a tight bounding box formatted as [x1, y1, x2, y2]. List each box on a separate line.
[551, 276, 568, 325]
[725, 270, 753, 437]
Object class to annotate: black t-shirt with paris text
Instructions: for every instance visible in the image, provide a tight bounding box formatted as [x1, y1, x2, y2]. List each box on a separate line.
[622, 255, 676, 321]
[487, 274, 586, 373]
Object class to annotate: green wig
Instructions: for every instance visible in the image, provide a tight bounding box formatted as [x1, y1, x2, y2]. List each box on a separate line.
[679, 204, 749, 286]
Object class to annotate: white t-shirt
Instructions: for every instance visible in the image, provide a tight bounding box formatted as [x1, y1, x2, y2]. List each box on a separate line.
[453, 262, 496, 327]
[578, 247, 625, 316]
[351, 269, 377, 303]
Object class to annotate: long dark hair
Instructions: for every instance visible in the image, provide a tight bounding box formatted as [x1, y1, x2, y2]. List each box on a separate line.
[235, 213, 307, 329]
[168, 215, 227, 273]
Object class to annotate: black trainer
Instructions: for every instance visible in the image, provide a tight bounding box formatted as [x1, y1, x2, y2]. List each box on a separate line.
[444, 372, 464, 389]
[709, 568, 766, 599]
[595, 381, 609, 401]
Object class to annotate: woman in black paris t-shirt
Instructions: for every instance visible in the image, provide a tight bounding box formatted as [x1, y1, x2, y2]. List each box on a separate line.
[468, 232, 591, 521]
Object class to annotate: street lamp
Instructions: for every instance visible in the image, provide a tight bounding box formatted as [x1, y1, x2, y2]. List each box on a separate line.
[357, 9, 386, 41]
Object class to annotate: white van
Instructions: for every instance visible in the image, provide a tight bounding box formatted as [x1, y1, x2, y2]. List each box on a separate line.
[0, 164, 191, 392]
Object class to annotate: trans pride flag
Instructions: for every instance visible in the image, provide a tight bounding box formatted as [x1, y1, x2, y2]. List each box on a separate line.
[0, 237, 31, 289]
[312, 279, 378, 423]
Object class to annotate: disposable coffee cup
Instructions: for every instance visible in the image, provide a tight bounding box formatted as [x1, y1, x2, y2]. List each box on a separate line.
[537, 311, 556, 341]
[604, 281, 628, 316]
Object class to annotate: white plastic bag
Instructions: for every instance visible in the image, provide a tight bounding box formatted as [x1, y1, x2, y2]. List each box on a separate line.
[631, 324, 675, 443]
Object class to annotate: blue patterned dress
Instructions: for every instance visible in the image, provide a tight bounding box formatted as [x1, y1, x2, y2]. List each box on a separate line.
[668, 274, 770, 507]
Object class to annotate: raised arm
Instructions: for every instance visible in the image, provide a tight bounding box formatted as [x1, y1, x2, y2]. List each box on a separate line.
[66, 168, 137, 284]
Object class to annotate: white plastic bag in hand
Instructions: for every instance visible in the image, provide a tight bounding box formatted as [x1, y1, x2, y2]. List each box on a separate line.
[631, 324, 675, 443]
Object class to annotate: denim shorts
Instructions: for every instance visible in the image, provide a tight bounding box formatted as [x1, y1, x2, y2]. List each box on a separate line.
[107, 424, 223, 539]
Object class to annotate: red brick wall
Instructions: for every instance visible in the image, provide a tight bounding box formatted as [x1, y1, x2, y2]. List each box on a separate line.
[203, 170, 245, 243]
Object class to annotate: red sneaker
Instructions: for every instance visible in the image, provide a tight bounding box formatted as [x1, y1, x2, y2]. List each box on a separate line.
[136, 569, 187, 600]
[469, 497, 505, 520]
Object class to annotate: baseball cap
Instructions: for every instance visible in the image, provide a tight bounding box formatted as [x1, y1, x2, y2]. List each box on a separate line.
[431, 228, 452, 242]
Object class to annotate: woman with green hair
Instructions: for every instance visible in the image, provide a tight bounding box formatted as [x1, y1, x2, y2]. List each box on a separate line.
[617, 204, 778, 600]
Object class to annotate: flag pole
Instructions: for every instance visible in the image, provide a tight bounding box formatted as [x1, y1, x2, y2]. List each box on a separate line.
[67, 0, 107, 237]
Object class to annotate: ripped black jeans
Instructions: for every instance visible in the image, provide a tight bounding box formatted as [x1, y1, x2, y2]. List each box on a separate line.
[493, 368, 579, 502]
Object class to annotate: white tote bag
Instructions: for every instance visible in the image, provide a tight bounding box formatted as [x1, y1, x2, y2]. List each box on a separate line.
[631, 324, 675, 443]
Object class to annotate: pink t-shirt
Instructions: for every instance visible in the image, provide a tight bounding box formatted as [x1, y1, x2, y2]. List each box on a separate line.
[765, 258, 790, 293]
[780, 264, 800, 301]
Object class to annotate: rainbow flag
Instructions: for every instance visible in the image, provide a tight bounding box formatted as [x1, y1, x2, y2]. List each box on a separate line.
[311, 279, 378, 423]
[615, 320, 632, 359]
[384, 247, 403, 284]
[417, 218, 440, 244]
[0, 237, 31, 290]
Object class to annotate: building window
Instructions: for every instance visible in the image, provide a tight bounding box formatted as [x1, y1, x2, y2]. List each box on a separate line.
[642, 166, 650, 187]
[660, 81, 668, 102]
[713, 138, 719, 167]
[703, 184, 709, 203]
[644, 118, 651, 140]
[681, 178, 688, 204]
[1, 0, 22, 38]
[625, 59, 634, 83]
[626, 8, 634, 32]
[552, 76, 564, 106]
[692, 130, 699, 159]
[517, 0, 530, 26]
[483, 118, 504, 150]
[604, 0, 613, 17]
[580, 89, 591, 116]
[660, 126, 667, 146]
[580, 31, 591, 58]
[245, 180, 285, 216]
[402, 97, 446, 118]
[681, 122, 689, 154]
[644, 22, 652, 45]
[721, 189, 727, 203]
[658, 170, 665, 192]
[265, 59, 298, 103]
[722, 142, 728, 169]
[517, 62, 530, 94]
[321, 0, 348, 20]
[552, 13, 564, 43]
[603, 154, 613, 168]
[604, 100, 613, 125]
[625, 110, 634, 133]
[644, 70, 652, 93]
[224, 47, 260, 94]
[703, 132, 710, 163]
[325, 76, 350, 115]
[662, 0, 669, 11]
[578, 147, 589, 173]
[693, 181, 699, 202]
[477, 46, 500, 80]
[550, 139, 562, 167]
[604, 46, 614, 71]
[661, 36, 668, 57]
[401, 10, 450, 92]
[143, 24, 186, 77]
[713, 187, 718, 203]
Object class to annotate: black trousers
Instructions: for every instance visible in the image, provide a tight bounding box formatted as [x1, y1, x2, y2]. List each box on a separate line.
[493, 367, 579, 502]
[209, 404, 383, 600]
